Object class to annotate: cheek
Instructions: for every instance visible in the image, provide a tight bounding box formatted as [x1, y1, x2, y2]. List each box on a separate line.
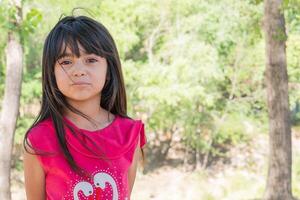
[54, 69, 68, 92]
[55, 77, 64, 92]
[94, 73, 107, 91]
[95, 66, 108, 85]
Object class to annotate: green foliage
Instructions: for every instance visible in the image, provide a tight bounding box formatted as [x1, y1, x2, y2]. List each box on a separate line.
[214, 116, 249, 145]
[0, 3, 298, 194]
[248, 0, 263, 5]
[21, 68, 42, 104]
[284, 0, 300, 33]
[287, 35, 300, 124]
[15, 115, 35, 144]
[0, 1, 42, 41]
[9, 0, 268, 159]
[5, 5, 19, 31]
[20, 8, 42, 41]
[292, 150, 300, 196]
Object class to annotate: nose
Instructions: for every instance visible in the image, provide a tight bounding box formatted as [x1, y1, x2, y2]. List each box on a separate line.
[71, 60, 86, 77]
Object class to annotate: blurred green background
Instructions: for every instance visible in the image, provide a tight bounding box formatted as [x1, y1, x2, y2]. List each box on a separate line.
[1, 0, 300, 199]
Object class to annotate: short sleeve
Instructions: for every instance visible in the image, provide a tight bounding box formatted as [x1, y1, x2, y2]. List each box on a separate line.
[139, 122, 147, 148]
[27, 125, 50, 173]
[26, 122, 60, 173]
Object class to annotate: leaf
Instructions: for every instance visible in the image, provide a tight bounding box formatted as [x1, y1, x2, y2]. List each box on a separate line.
[20, 8, 42, 38]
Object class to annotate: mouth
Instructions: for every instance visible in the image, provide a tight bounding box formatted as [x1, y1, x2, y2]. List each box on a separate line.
[72, 82, 91, 85]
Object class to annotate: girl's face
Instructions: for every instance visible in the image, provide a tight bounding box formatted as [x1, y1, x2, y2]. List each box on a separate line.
[54, 43, 108, 104]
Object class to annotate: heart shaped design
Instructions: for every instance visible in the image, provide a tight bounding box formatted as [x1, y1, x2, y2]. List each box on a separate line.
[73, 172, 119, 200]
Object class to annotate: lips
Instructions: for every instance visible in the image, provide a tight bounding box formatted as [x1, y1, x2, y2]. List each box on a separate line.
[72, 81, 90, 85]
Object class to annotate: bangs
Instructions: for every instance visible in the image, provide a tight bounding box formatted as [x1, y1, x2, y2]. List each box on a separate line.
[52, 18, 106, 61]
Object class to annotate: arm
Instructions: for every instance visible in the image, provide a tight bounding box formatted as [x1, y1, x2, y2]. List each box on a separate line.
[23, 141, 46, 200]
[127, 140, 142, 196]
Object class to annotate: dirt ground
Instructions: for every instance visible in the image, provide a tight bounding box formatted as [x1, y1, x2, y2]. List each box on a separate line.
[131, 167, 202, 200]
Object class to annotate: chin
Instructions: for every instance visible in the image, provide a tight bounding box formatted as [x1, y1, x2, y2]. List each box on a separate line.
[68, 97, 93, 102]
[65, 94, 100, 103]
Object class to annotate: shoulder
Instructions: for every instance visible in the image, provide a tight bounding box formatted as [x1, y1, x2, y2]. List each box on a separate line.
[27, 118, 57, 150]
[28, 118, 54, 138]
[117, 115, 145, 134]
[117, 115, 147, 148]
[117, 115, 144, 127]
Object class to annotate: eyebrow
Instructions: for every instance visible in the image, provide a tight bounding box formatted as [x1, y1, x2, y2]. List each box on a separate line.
[57, 51, 94, 60]
[57, 53, 73, 60]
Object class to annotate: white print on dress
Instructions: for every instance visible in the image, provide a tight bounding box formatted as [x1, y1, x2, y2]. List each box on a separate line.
[73, 172, 119, 200]
[94, 172, 119, 200]
[73, 181, 93, 200]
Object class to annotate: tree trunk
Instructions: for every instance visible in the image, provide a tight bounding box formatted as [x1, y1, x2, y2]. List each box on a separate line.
[0, 31, 23, 200]
[263, 0, 294, 199]
[0, 1, 23, 198]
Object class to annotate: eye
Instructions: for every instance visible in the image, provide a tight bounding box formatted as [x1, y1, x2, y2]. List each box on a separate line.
[86, 58, 98, 63]
[58, 60, 72, 66]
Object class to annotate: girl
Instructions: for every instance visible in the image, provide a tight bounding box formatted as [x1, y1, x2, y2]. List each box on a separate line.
[23, 15, 146, 200]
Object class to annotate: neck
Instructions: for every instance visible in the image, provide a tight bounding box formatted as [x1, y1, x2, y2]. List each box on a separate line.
[63, 95, 114, 129]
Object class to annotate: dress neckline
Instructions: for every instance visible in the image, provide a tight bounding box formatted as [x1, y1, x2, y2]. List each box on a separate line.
[63, 114, 118, 133]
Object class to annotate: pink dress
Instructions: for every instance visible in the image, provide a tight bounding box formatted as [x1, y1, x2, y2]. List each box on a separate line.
[28, 114, 146, 200]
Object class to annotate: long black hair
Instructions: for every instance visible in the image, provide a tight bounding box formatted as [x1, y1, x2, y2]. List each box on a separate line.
[23, 15, 130, 174]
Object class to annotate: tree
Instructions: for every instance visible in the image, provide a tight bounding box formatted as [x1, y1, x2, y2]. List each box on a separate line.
[263, 0, 296, 199]
[0, 0, 41, 199]
[0, 0, 23, 199]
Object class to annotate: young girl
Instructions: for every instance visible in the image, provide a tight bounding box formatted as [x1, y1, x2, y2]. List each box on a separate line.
[23, 15, 146, 200]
